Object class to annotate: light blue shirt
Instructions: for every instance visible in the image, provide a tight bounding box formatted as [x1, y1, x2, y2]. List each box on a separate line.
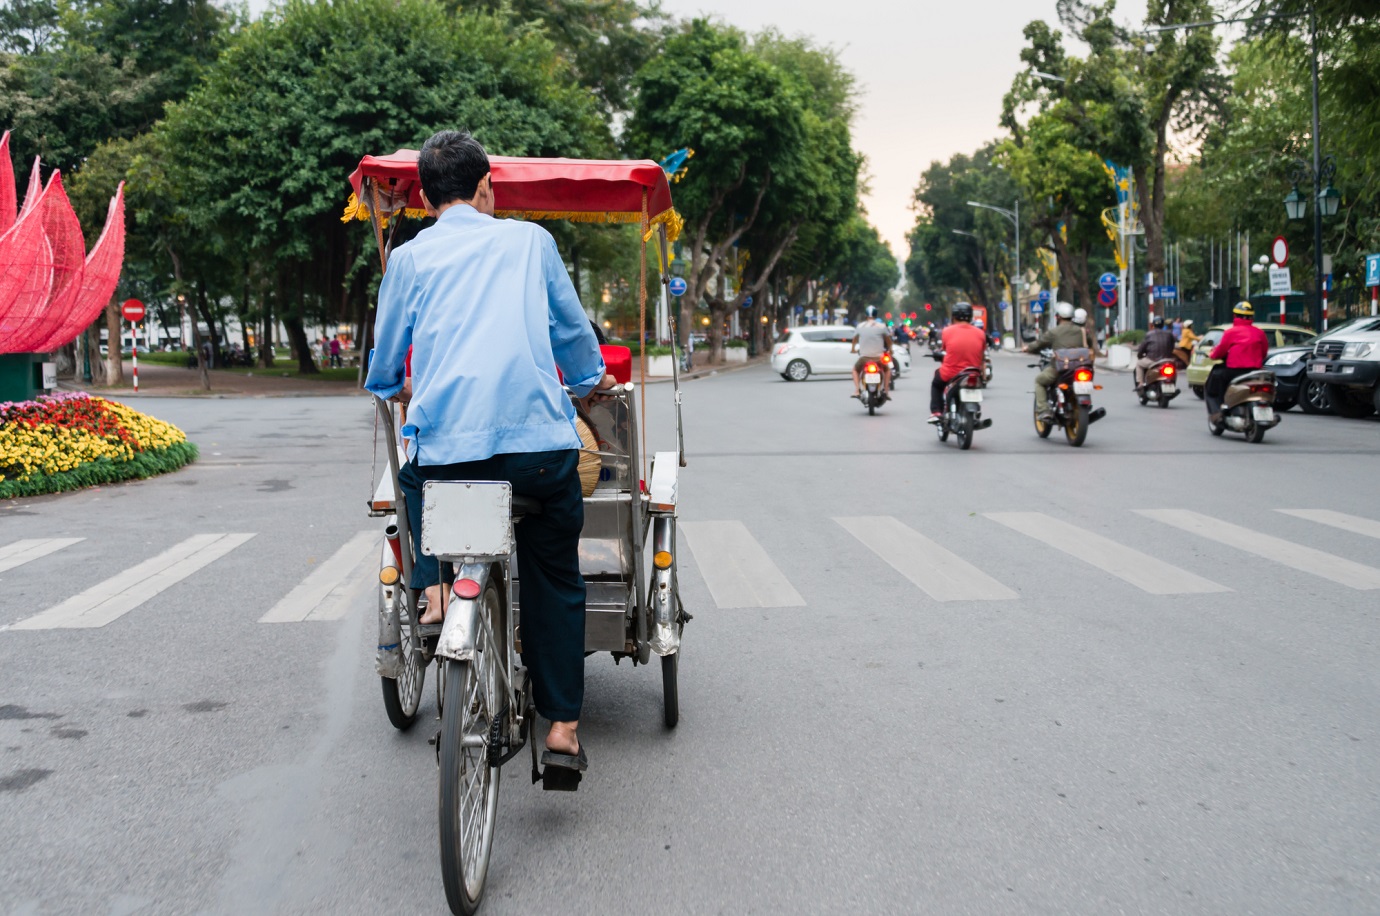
[365, 205, 605, 465]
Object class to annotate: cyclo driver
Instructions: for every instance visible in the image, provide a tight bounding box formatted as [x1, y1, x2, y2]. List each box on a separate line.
[365, 130, 615, 775]
[928, 302, 986, 423]
[851, 306, 893, 398]
[1023, 301, 1085, 423]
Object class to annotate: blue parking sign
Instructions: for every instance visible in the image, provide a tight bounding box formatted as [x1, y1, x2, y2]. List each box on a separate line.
[1366, 254, 1380, 288]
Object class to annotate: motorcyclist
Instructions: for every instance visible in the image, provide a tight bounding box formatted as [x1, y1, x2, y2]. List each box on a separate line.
[1023, 301, 1086, 423]
[1073, 307, 1102, 357]
[1205, 301, 1269, 424]
[927, 302, 987, 423]
[1135, 316, 1178, 389]
[926, 323, 940, 347]
[851, 305, 893, 398]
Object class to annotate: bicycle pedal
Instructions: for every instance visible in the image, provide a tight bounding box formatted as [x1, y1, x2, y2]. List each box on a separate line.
[540, 766, 582, 792]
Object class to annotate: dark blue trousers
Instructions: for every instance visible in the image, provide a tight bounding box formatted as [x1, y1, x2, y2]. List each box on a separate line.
[399, 450, 586, 722]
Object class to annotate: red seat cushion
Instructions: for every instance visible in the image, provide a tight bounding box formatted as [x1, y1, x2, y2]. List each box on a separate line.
[601, 345, 632, 384]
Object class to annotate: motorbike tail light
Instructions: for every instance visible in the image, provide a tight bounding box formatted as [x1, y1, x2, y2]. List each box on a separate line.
[1074, 368, 1094, 383]
[1160, 364, 1176, 377]
[865, 363, 879, 374]
[965, 373, 981, 387]
[453, 578, 482, 600]
[1249, 383, 1274, 395]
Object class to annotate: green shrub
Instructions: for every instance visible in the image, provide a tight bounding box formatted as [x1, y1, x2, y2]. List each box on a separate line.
[0, 441, 199, 500]
[725, 339, 748, 348]
[1107, 330, 1146, 345]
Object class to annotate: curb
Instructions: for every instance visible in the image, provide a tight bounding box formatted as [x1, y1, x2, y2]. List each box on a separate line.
[644, 354, 771, 384]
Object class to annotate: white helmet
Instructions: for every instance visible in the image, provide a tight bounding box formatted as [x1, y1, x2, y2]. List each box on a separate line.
[1072, 307, 1088, 326]
[1054, 301, 1076, 320]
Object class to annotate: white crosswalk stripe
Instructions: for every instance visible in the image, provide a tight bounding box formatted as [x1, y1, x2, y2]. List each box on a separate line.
[985, 512, 1229, 595]
[7, 533, 256, 630]
[1277, 509, 1380, 541]
[0, 538, 84, 574]
[680, 521, 805, 608]
[260, 531, 381, 623]
[1137, 509, 1380, 590]
[835, 516, 1018, 602]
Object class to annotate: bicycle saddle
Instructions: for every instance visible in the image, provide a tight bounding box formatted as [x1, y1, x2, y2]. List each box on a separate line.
[511, 495, 544, 517]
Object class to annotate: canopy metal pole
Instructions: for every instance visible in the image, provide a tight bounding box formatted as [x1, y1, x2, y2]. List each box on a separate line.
[659, 224, 686, 468]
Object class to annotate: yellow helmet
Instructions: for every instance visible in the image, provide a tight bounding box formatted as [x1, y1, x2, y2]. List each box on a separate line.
[1232, 301, 1254, 317]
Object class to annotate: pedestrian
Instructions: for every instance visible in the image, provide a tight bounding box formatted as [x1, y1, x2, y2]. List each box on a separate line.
[329, 336, 342, 368]
[1172, 317, 1184, 339]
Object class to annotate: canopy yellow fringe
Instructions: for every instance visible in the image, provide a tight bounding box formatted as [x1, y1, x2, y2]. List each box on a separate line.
[341, 194, 682, 242]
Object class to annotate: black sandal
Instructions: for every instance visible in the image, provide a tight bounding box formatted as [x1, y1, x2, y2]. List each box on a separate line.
[539, 744, 588, 791]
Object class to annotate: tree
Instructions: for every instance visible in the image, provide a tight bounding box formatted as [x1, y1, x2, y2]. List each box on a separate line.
[158, 0, 609, 372]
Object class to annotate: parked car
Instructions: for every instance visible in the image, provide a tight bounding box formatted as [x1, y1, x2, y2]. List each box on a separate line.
[1186, 322, 1317, 398]
[1305, 315, 1380, 418]
[771, 325, 911, 381]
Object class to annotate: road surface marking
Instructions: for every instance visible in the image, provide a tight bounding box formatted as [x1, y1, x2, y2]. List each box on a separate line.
[9, 534, 256, 629]
[1137, 509, 1380, 590]
[834, 516, 1018, 602]
[680, 521, 804, 608]
[261, 531, 381, 623]
[1277, 509, 1380, 541]
[0, 538, 84, 574]
[985, 512, 1229, 595]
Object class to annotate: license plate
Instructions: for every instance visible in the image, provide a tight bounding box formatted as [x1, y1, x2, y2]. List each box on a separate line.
[1252, 406, 1274, 422]
[959, 388, 982, 402]
[1073, 381, 1093, 394]
[864, 373, 881, 384]
[1162, 381, 1176, 390]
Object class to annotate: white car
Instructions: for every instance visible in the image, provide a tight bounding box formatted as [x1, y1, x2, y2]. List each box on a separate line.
[771, 325, 911, 382]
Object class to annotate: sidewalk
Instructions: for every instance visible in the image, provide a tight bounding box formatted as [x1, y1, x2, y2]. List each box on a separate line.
[60, 362, 367, 398]
[645, 352, 770, 383]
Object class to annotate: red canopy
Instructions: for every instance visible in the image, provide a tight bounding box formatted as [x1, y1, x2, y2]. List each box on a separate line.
[345, 151, 678, 238]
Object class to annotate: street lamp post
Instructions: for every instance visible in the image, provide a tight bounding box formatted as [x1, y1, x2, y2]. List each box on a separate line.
[967, 199, 1020, 345]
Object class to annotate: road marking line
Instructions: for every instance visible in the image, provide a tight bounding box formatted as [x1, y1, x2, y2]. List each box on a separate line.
[0, 538, 84, 574]
[1137, 509, 1380, 590]
[835, 516, 1018, 602]
[680, 521, 804, 608]
[1277, 509, 1380, 541]
[261, 531, 381, 623]
[985, 512, 1229, 595]
[9, 534, 256, 629]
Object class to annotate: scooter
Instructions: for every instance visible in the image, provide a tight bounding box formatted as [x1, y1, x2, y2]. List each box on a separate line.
[859, 358, 889, 415]
[1210, 369, 1281, 443]
[935, 366, 991, 450]
[1137, 358, 1180, 408]
[1031, 349, 1107, 447]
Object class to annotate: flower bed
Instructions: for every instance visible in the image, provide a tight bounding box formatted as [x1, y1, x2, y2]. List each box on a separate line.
[0, 392, 197, 499]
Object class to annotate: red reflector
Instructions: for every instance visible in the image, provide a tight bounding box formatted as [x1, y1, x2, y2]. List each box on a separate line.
[453, 578, 481, 600]
[1160, 364, 1175, 377]
[1074, 368, 1093, 382]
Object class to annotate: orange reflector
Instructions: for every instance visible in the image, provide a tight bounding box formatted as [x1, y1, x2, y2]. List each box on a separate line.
[379, 565, 400, 586]
[453, 578, 481, 600]
[654, 551, 673, 570]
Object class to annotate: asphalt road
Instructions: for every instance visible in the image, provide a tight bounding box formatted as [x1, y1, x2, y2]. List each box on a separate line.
[2, 351, 1377, 915]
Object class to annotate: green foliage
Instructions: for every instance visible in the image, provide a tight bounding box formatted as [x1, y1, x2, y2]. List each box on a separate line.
[0, 439, 197, 499]
[1107, 329, 1145, 345]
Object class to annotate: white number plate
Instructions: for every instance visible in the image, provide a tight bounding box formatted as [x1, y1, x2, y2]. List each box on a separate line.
[1161, 380, 1176, 390]
[1252, 405, 1274, 423]
[1073, 381, 1093, 394]
[864, 373, 881, 384]
[959, 388, 982, 402]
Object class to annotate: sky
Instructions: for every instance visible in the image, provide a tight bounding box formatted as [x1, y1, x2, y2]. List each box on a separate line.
[657, 0, 1149, 260]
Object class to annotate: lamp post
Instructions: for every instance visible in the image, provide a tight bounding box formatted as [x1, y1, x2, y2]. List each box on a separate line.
[967, 199, 1020, 345]
[176, 293, 187, 350]
[1285, 154, 1339, 331]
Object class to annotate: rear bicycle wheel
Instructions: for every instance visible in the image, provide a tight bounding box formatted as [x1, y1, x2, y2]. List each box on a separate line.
[662, 652, 679, 729]
[381, 589, 425, 730]
[439, 585, 503, 915]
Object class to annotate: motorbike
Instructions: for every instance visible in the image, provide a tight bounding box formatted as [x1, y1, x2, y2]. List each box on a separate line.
[859, 357, 889, 415]
[1030, 349, 1107, 447]
[983, 353, 993, 383]
[1137, 358, 1180, 408]
[935, 366, 991, 450]
[1210, 369, 1281, 443]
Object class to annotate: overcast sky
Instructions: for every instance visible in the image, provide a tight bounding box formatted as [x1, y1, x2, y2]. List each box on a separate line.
[657, 0, 1152, 260]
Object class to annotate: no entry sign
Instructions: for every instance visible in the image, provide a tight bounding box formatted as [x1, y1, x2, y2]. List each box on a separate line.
[121, 298, 145, 322]
[1271, 236, 1290, 267]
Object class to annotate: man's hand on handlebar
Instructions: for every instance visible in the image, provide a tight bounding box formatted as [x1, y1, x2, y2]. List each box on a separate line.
[580, 373, 619, 412]
[389, 378, 413, 405]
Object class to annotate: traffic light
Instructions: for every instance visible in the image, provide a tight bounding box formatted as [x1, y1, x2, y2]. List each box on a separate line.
[884, 312, 892, 320]
[924, 303, 932, 312]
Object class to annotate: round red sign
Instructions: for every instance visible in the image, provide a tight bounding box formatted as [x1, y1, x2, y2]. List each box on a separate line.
[1271, 236, 1289, 267]
[121, 298, 145, 322]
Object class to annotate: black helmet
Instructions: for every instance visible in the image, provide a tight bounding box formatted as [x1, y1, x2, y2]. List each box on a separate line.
[1152, 316, 1165, 328]
[952, 302, 973, 322]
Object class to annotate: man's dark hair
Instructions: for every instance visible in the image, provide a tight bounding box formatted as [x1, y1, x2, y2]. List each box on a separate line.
[418, 130, 490, 207]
